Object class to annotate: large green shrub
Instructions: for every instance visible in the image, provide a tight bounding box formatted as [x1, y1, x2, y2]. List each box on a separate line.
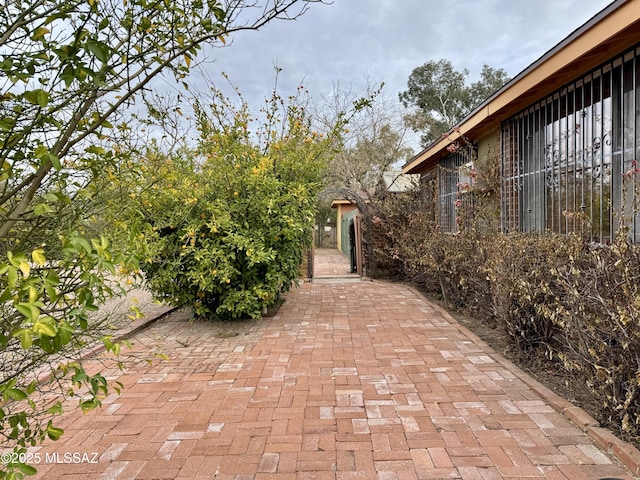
[125, 94, 338, 320]
[1, 0, 325, 474]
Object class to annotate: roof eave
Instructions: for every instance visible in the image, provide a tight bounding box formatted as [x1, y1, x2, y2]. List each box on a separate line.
[403, 0, 636, 175]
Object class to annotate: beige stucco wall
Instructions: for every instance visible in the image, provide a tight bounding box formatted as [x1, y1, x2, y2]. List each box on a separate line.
[477, 130, 499, 166]
[473, 129, 502, 232]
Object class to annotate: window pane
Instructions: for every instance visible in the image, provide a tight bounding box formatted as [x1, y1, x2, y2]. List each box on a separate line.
[501, 45, 639, 242]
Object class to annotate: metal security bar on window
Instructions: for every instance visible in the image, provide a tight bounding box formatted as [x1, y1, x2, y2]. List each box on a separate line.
[438, 147, 475, 233]
[502, 44, 640, 243]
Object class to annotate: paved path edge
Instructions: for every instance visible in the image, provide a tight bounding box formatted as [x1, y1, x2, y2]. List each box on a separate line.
[400, 281, 640, 476]
[79, 304, 180, 360]
[124, 280, 640, 476]
[33, 304, 179, 386]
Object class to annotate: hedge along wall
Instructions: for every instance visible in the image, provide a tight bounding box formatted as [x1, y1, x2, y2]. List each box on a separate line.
[368, 171, 640, 445]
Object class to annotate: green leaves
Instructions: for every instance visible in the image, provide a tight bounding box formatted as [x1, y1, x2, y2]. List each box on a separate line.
[0, 0, 321, 476]
[400, 59, 510, 146]
[85, 39, 110, 63]
[23, 89, 50, 108]
[15, 329, 33, 349]
[6, 388, 28, 402]
[46, 424, 64, 441]
[31, 27, 50, 41]
[33, 318, 58, 337]
[125, 91, 330, 320]
[31, 249, 46, 266]
[21, 465, 39, 476]
[0, 232, 134, 471]
[34, 144, 61, 170]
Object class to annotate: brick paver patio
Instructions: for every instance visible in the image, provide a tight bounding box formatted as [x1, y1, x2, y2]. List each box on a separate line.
[312, 248, 357, 278]
[23, 250, 639, 479]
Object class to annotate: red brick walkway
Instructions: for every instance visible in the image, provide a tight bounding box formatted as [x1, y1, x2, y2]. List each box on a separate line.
[312, 248, 357, 278]
[25, 264, 638, 478]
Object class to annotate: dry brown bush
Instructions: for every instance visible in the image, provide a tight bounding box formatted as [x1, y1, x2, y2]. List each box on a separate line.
[369, 190, 640, 445]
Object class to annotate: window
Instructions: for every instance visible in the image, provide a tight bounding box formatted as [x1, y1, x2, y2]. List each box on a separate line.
[502, 44, 640, 242]
[438, 150, 474, 233]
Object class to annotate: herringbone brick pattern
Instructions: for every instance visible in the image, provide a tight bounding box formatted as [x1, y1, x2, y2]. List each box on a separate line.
[23, 252, 637, 479]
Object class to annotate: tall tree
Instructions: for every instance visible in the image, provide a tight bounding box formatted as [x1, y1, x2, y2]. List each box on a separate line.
[0, 0, 325, 475]
[318, 82, 414, 196]
[399, 59, 509, 147]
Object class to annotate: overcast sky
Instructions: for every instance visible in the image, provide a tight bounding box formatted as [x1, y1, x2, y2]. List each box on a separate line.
[178, 0, 614, 150]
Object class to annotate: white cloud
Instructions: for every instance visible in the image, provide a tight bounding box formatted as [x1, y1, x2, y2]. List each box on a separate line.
[181, 0, 613, 148]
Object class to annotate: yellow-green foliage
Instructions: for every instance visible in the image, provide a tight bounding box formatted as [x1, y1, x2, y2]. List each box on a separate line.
[125, 96, 333, 320]
[0, 0, 331, 474]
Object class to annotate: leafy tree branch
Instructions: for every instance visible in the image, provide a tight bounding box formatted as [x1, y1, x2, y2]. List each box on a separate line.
[1, 1, 327, 476]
